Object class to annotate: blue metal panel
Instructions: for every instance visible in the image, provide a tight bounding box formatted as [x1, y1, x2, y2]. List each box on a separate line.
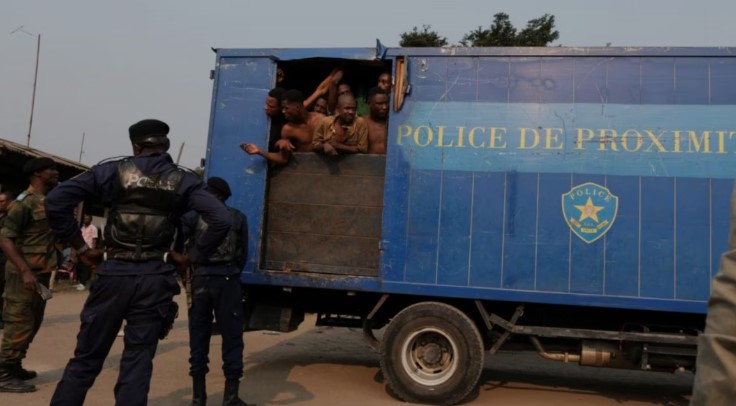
[409, 57, 447, 102]
[675, 178, 710, 300]
[603, 176, 640, 296]
[446, 58, 478, 102]
[477, 58, 509, 103]
[536, 173, 572, 292]
[502, 172, 537, 289]
[641, 58, 675, 104]
[207, 56, 275, 274]
[540, 58, 574, 103]
[385, 47, 736, 58]
[510, 58, 542, 103]
[711, 58, 736, 104]
[468, 172, 505, 288]
[404, 170, 441, 283]
[574, 58, 608, 104]
[640, 177, 675, 299]
[437, 171, 473, 286]
[395, 102, 736, 179]
[380, 148, 411, 283]
[569, 174, 605, 294]
[606, 58, 641, 104]
[711, 179, 732, 277]
[217, 48, 378, 61]
[675, 59, 709, 104]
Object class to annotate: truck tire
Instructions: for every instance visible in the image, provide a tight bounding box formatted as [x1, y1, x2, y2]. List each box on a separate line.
[379, 302, 484, 405]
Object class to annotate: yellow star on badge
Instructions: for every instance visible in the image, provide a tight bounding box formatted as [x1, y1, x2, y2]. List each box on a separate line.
[574, 197, 604, 223]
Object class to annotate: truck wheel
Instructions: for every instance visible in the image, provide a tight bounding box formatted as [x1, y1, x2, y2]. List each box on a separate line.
[379, 302, 484, 405]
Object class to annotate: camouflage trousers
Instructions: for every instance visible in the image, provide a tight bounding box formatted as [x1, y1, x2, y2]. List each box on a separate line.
[0, 269, 49, 364]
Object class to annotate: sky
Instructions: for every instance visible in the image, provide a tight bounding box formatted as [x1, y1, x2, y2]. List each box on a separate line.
[2, 0, 735, 169]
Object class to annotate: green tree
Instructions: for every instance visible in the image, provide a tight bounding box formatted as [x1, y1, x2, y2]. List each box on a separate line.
[461, 13, 559, 47]
[399, 25, 448, 47]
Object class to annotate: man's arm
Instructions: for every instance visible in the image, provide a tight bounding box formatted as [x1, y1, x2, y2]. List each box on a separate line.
[240, 143, 290, 165]
[46, 169, 105, 246]
[303, 68, 338, 109]
[185, 185, 231, 264]
[180, 211, 197, 244]
[235, 210, 248, 271]
[327, 69, 344, 112]
[47, 168, 114, 266]
[0, 205, 36, 290]
[354, 118, 369, 153]
[241, 122, 298, 165]
[310, 118, 330, 151]
[331, 120, 368, 154]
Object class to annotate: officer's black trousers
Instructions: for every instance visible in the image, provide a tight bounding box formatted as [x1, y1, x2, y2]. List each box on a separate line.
[188, 274, 244, 380]
[51, 273, 180, 406]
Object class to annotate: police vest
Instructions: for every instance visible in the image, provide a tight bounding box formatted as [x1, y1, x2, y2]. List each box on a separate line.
[106, 159, 184, 261]
[189, 207, 240, 264]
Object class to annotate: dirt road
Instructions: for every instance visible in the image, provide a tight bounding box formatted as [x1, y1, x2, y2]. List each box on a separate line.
[3, 284, 693, 405]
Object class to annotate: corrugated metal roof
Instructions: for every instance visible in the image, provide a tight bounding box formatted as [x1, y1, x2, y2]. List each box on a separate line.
[0, 137, 88, 171]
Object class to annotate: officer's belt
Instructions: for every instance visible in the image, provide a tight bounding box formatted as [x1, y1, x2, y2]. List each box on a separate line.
[105, 250, 167, 262]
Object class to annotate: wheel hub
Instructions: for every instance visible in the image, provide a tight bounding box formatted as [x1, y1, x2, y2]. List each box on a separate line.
[419, 342, 443, 365]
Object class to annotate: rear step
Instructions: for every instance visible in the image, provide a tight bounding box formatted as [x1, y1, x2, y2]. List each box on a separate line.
[316, 313, 363, 328]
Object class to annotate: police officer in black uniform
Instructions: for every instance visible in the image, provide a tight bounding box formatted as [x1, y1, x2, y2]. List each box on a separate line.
[182, 177, 251, 406]
[45, 119, 231, 405]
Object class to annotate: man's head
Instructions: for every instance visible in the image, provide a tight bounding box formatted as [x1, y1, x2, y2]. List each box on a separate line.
[281, 89, 306, 122]
[367, 87, 389, 120]
[314, 97, 329, 115]
[377, 72, 392, 93]
[276, 68, 285, 85]
[23, 157, 59, 187]
[337, 83, 353, 97]
[335, 94, 357, 125]
[129, 119, 170, 155]
[0, 192, 14, 215]
[83, 215, 92, 226]
[206, 177, 231, 202]
[265, 87, 285, 117]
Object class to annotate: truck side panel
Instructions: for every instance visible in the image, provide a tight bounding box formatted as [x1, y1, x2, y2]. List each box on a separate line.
[207, 56, 274, 274]
[381, 54, 736, 314]
[206, 49, 736, 315]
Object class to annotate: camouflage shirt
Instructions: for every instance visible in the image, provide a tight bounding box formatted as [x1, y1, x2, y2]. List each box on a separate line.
[0, 185, 61, 273]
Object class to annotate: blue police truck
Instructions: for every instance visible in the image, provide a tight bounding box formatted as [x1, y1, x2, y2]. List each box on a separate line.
[205, 45, 734, 405]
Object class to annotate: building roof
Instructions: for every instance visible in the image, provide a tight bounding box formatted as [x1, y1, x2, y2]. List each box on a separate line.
[0, 137, 89, 195]
[0, 137, 88, 172]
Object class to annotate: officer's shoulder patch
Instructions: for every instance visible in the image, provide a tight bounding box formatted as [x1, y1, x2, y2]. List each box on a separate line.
[16, 191, 29, 201]
[174, 163, 198, 177]
[96, 155, 131, 166]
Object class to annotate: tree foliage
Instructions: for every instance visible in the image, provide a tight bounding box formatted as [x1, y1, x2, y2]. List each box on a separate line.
[460, 13, 517, 47]
[461, 13, 559, 47]
[401, 13, 559, 47]
[514, 14, 559, 46]
[399, 25, 448, 47]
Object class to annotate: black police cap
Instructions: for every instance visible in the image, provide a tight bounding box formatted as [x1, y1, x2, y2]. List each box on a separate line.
[23, 157, 56, 175]
[128, 119, 170, 143]
[207, 177, 231, 198]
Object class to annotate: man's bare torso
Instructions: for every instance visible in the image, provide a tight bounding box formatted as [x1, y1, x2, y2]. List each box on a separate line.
[365, 116, 387, 154]
[283, 112, 324, 152]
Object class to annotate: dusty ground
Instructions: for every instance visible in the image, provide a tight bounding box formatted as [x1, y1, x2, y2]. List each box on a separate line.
[3, 280, 693, 405]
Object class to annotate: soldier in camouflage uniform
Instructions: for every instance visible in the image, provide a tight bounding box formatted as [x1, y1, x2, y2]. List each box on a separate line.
[0, 191, 15, 330]
[0, 157, 60, 393]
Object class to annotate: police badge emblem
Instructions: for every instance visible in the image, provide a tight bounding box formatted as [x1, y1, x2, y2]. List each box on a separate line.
[562, 182, 619, 243]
